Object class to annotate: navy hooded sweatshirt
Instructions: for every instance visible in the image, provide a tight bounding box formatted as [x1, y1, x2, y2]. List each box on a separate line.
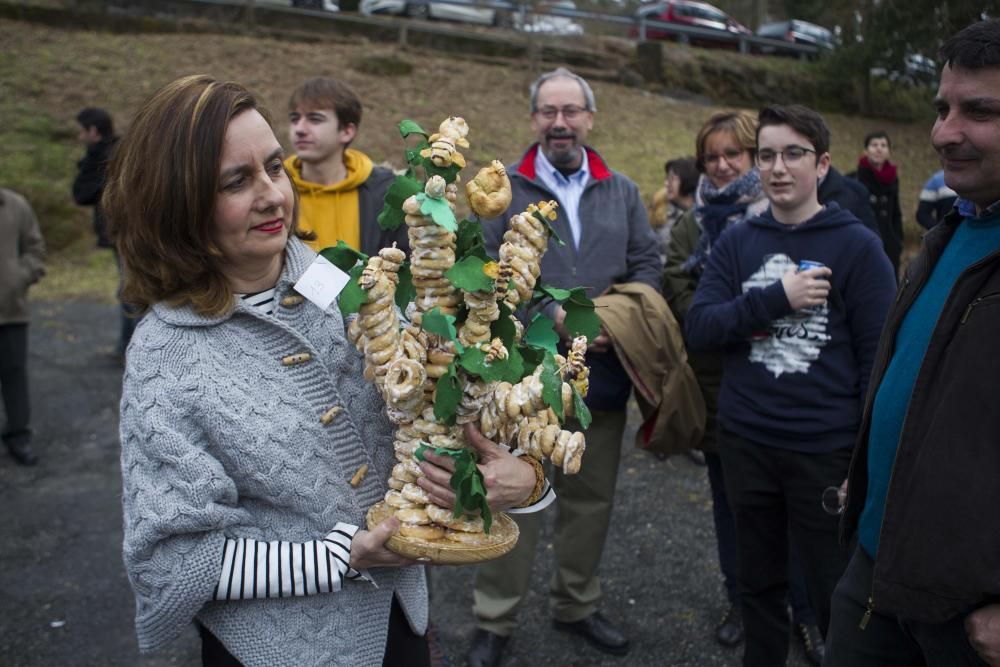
[685, 203, 897, 452]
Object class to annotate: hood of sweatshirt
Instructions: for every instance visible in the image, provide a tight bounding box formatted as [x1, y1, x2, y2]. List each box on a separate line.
[284, 148, 373, 195]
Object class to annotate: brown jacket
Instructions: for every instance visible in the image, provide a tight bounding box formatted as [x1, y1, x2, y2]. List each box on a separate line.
[594, 282, 705, 455]
[0, 189, 46, 325]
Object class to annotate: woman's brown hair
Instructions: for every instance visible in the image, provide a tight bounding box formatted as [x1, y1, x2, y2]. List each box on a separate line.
[104, 74, 304, 317]
[694, 110, 758, 173]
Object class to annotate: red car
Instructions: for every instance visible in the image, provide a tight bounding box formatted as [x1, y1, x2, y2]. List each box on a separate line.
[631, 0, 751, 49]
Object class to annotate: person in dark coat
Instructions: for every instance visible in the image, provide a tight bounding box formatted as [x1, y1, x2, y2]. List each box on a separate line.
[819, 166, 879, 236]
[848, 131, 904, 277]
[73, 107, 134, 360]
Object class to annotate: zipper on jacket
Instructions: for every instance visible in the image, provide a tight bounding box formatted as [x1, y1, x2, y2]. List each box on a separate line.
[860, 596, 874, 630]
[960, 291, 1000, 324]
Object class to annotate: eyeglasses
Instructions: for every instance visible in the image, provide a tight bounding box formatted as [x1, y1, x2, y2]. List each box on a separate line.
[535, 105, 589, 121]
[755, 146, 817, 170]
[703, 149, 747, 167]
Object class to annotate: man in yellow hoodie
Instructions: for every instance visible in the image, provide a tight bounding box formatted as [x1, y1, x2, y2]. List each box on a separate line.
[285, 77, 409, 256]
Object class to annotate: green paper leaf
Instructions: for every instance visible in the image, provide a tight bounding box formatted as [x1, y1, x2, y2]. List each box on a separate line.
[540, 352, 564, 421]
[421, 307, 464, 352]
[319, 241, 367, 273]
[570, 384, 592, 430]
[523, 313, 560, 356]
[491, 301, 518, 349]
[377, 174, 423, 231]
[433, 362, 462, 426]
[535, 284, 573, 303]
[412, 443, 492, 533]
[395, 262, 415, 314]
[518, 344, 546, 376]
[531, 210, 565, 246]
[498, 343, 526, 384]
[398, 119, 427, 139]
[458, 346, 505, 383]
[337, 264, 368, 317]
[423, 158, 463, 185]
[456, 218, 489, 261]
[563, 290, 601, 341]
[417, 193, 458, 232]
[445, 256, 495, 293]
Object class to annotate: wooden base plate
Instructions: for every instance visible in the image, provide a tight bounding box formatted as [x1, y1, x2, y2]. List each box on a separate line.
[366, 501, 519, 565]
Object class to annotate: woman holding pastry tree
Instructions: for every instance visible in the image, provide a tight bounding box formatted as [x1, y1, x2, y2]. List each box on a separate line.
[105, 74, 541, 667]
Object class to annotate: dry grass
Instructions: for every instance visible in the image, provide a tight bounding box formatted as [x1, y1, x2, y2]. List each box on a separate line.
[1, 18, 942, 301]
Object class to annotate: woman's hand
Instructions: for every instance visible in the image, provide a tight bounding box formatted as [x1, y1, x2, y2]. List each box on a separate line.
[349, 517, 422, 570]
[417, 423, 537, 512]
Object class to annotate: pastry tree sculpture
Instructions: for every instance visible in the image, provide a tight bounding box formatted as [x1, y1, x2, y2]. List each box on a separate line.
[331, 117, 601, 561]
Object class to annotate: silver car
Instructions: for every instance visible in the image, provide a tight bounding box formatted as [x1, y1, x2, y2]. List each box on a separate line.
[360, 0, 497, 25]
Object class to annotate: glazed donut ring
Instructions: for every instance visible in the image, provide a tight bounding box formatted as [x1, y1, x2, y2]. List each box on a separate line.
[551, 431, 571, 467]
[412, 277, 453, 289]
[563, 431, 585, 474]
[366, 345, 397, 367]
[428, 434, 462, 450]
[414, 417, 450, 436]
[398, 524, 446, 540]
[444, 529, 495, 545]
[395, 508, 431, 525]
[410, 267, 447, 281]
[385, 359, 427, 401]
[393, 460, 421, 483]
[427, 348, 455, 365]
[402, 196, 422, 215]
[425, 363, 449, 379]
[540, 424, 561, 457]
[384, 490, 416, 509]
[401, 482, 431, 505]
[426, 504, 485, 533]
[387, 477, 405, 490]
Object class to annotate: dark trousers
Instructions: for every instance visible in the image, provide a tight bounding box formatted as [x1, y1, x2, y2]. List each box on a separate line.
[113, 249, 138, 356]
[825, 546, 989, 667]
[0, 324, 31, 446]
[199, 595, 430, 667]
[707, 450, 818, 625]
[718, 429, 851, 667]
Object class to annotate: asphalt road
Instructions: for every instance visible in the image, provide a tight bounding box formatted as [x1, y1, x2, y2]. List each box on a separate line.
[0, 301, 812, 667]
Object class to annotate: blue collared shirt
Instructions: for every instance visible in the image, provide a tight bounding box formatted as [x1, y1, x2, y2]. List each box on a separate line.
[533, 147, 590, 249]
[956, 197, 1000, 220]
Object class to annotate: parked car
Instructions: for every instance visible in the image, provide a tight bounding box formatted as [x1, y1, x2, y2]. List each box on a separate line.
[756, 19, 835, 58]
[871, 53, 938, 86]
[513, 0, 584, 35]
[259, 0, 339, 10]
[360, 0, 497, 25]
[630, 0, 751, 48]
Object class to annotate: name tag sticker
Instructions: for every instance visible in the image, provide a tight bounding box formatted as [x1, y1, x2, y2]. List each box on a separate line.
[293, 255, 351, 310]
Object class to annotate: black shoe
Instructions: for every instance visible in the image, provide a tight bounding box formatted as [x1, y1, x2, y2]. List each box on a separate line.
[5, 439, 39, 466]
[796, 623, 825, 666]
[715, 603, 743, 647]
[552, 612, 630, 656]
[466, 629, 508, 667]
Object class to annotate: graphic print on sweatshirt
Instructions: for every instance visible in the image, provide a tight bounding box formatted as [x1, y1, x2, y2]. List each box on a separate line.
[744, 253, 831, 377]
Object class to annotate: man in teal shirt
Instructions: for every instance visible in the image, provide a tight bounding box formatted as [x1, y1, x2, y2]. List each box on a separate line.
[826, 19, 1000, 667]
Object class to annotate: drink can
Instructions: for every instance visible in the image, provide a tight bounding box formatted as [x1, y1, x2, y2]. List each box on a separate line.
[798, 260, 825, 273]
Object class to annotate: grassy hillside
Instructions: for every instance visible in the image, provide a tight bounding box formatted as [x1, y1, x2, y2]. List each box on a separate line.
[0, 18, 942, 302]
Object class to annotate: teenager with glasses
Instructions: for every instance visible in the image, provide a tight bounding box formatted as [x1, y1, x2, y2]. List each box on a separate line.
[685, 104, 897, 667]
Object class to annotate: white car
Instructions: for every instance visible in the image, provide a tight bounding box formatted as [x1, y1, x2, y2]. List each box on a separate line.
[513, 0, 584, 35]
[360, 0, 497, 25]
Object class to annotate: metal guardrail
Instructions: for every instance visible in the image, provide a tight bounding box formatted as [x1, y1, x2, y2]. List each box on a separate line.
[108, 0, 820, 59]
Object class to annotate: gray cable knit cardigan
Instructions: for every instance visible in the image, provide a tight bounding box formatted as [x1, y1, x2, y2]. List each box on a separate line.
[119, 237, 427, 667]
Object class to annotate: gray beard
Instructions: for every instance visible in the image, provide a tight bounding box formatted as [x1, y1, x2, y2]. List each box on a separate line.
[545, 144, 583, 170]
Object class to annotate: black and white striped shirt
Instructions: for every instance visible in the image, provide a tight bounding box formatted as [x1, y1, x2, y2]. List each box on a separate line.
[213, 523, 372, 601]
[239, 287, 277, 316]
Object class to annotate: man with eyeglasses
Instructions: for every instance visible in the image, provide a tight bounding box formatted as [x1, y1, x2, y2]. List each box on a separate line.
[467, 67, 662, 667]
[685, 104, 896, 666]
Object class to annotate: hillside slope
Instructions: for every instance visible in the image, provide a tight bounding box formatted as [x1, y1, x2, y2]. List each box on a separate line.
[0, 18, 941, 299]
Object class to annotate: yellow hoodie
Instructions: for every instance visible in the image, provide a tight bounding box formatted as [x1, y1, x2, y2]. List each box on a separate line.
[284, 148, 374, 252]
